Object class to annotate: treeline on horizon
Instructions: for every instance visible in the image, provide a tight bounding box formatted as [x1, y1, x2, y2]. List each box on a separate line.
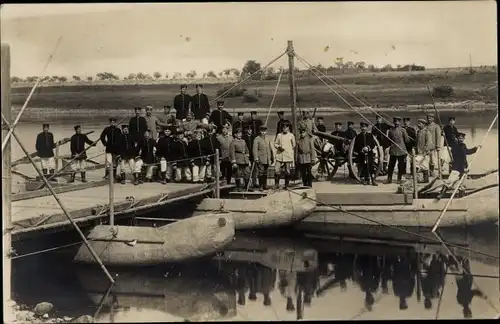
[11, 59, 494, 84]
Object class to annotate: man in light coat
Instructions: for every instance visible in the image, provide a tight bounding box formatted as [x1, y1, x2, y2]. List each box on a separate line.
[274, 122, 296, 189]
[426, 114, 442, 176]
[296, 126, 317, 187]
[415, 118, 433, 183]
[216, 125, 234, 184]
[230, 128, 251, 191]
[385, 117, 410, 184]
[145, 105, 159, 140]
[253, 125, 274, 190]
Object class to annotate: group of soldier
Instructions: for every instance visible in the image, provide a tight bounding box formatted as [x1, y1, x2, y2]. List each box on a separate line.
[34, 83, 479, 191]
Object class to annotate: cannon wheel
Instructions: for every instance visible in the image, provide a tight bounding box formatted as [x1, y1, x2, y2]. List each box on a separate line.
[347, 136, 384, 183]
[311, 141, 339, 181]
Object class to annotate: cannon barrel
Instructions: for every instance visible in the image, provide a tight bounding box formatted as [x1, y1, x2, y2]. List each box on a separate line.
[312, 130, 349, 143]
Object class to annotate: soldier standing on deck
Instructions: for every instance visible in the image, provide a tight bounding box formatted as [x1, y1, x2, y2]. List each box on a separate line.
[442, 116, 459, 173]
[276, 111, 292, 138]
[187, 129, 205, 183]
[233, 112, 245, 132]
[210, 100, 233, 134]
[69, 125, 96, 183]
[385, 117, 410, 184]
[216, 126, 234, 183]
[191, 84, 210, 121]
[199, 126, 218, 182]
[372, 114, 391, 174]
[344, 121, 357, 140]
[35, 123, 57, 181]
[253, 125, 274, 191]
[100, 117, 122, 181]
[315, 116, 326, 132]
[353, 122, 378, 186]
[156, 127, 174, 184]
[426, 114, 442, 176]
[274, 122, 296, 189]
[248, 111, 263, 135]
[296, 125, 317, 187]
[230, 128, 251, 191]
[117, 125, 137, 185]
[415, 118, 433, 183]
[144, 105, 159, 140]
[173, 84, 192, 121]
[403, 117, 416, 175]
[170, 129, 190, 182]
[134, 130, 157, 185]
[129, 107, 148, 144]
[243, 125, 258, 188]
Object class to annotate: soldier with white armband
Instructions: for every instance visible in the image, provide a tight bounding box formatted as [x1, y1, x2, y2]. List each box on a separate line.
[117, 124, 136, 184]
[134, 129, 157, 185]
[156, 127, 174, 184]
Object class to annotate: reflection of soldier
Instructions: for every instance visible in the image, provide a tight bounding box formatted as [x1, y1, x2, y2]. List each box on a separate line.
[234, 265, 249, 306]
[279, 270, 297, 312]
[455, 258, 486, 318]
[248, 264, 258, 302]
[255, 264, 276, 307]
[392, 255, 417, 310]
[421, 254, 446, 310]
[355, 255, 382, 312]
[380, 256, 393, 294]
[297, 270, 319, 306]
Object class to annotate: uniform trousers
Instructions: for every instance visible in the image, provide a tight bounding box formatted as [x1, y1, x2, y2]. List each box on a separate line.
[298, 163, 313, 187]
[71, 159, 87, 172]
[40, 157, 55, 171]
[134, 159, 155, 179]
[119, 158, 135, 174]
[387, 155, 407, 180]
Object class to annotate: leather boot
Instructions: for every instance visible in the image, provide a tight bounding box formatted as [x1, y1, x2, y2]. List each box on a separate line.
[42, 169, 48, 179]
[263, 294, 271, 306]
[384, 176, 392, 184]
[138, 173, 144, 184]
[237, 292, 245, 306]
[286, 297, 295, 312]
[68, 172, 76, 183]
[49, 169, 57, 182]
[370, 174, 378, 186]
[260, 176, 268, 190]
[161, 172, 167, 184]
[284, 175, 290, 189]
[133, 173, 139, 186]
[436, 186, 447, 200]
[274, 175, 280, 189]
[104, 168, 109, 180]
[120, 173, 126, 184]
[80, 172, 87, 183]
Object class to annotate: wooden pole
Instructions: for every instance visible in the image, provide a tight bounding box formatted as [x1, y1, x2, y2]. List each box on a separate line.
[215, 149, 220, 198]
[55, 142, 60, 171]
[412, 148, 418, 199]
[287, 41, 298, 139]
[2, 43, 12, 304]
[108, 162, 114, 225]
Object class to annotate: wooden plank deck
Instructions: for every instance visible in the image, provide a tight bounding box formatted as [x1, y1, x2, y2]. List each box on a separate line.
[10, 182, 233, 240]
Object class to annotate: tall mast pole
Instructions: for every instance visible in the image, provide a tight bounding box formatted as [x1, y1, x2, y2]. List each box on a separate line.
[287, 40, 298, 139]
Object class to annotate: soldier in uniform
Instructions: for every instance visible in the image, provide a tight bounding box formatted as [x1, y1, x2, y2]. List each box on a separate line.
[252, 125, 274, 191]
[243, 125, 258, 188]
[248, 111, 263, 135]
[117, 125, 137, 185]
[233, 112, 245, 132]
[129, 107, 148, 144]
[415, 118, 433, 183]
[276, 111, 292, 138]
[35, 123, 57, 181]
[170, 129, 190, 182]
[173, 84, 192, 120]
[144, 105, 160, 140]
[156, 127, 174, 184]
[134, 130, 157, 184]
[315, 116, 326, 132]
[372, 114, 391, 174]
[199, 125, 218, 181]
[187, 129, 205, 183]
[353, 122, 378, 186]
[191, 84, 210, 121]
[344, 121, 357, 140]
[385, 117, 410, 184]
[210, 100, 233, 134]
[426, 114, 442, 176]
[100, 117, 122, 181]
[217, 125, 234, 183]
[157, 106, 179, 129]
[442, 116, 459, 173]
[69, 125, 96, 183]
[230, 128, 251, 191]
[274, 122, 296, 189]
[403, 117, 417, 175]
[181, 111, 200, 134]
[296, 125, 317, 187]
[392, 255, 417, 311]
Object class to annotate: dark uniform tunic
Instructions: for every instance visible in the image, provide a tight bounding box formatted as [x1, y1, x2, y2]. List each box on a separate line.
[372, 122, 391, 149]
[70, 133, 94, 160]
[443, 124, 459, 146]
[173, 93, 192, 120]
[233, 119, 245, 133]
[191, 93, 210, 120]
[128, 116, 148, 143]
[330, 130, 346, 152]
[247, 118, 263, 135]
[100, 126, 122, 154]
[404, 126, 417, 152]
[155, 135, 173, 161]
[392, 256, 416, 309]
[136, 138, 157, 164]
[243, 134, 255, 162]
[35, 132, 56, 158]
[353, 132, 377, 180]
[344, 128, 357, 141]
[117, 133, 137, 160]
[316, 124, 326, 132]
[450, 142, 478, 174]
[170, 139, 189, 167]
[209, 109, 233, 133]
[200, 134, 218, 164]
[187, 138, 204, 166]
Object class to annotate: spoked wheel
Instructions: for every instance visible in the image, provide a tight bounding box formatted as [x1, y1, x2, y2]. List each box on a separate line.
[347, 136, 385, 183]
[312, 140, 340, 181]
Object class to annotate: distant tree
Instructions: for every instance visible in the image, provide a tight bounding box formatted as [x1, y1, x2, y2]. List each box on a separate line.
[49, 76, 59, 82]
[96, 72, 119, 80]
[59, 76, 68, 82]
[202, 73, 207, 78]
[367, 64, 376, 72]
[128, 73, 137, 80]
[165, 72, 169, 79]
[40, 76, 50, 82]
[218, 72, 223, 77]
[334, 57, 344, 70]
[206, 71, 217, 78]
[396, 64, 402, 71]
[381, 64, 393, 72]
[173, 72, 182, 79]
[223, 69, 232, 77]
[136, 72, 146, 80]
[87, 76, 93, 81]
[345, 61, 354, 69]
[231, 68, 240, 77]
[153, 72, 162, 79]
[26, 76, 38, 83]
[186, 70, 197, 78]
[72, 75, 81, 81]
[242, 60, 262, 79]
[144, 74, 153, 80]
[354, 61, 366, 70]
[11, 76, 23, 83]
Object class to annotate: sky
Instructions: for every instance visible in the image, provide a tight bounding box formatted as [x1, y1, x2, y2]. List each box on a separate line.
[1, 2, 497, 78]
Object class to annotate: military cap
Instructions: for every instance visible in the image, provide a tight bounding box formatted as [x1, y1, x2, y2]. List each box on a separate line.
[347, 121, 355, 126]
[234, 128, 242, 134]
[164, 105, 171, 109]
[316, 116, 324, 120]
[145, 105, 153, 110]
[457, 132, 466, 138]
[403, 117, 411, 122]
[109, 117, 117, 122]
[180, 84, 188, 89]
[74, 125, 81, 130]
[237, 112, 244, 116]
[217, 100, 224, 105]
[134, 106, 142, 111]
[42, 123, 50, 127]
[393, 116, 402, 121]
[195, 84, 203, 88]
[259, 125, 267, 131]
[448, 116, 455, 121]
[277, 111, 285, 115]
[427, 114, 435, 118]
[250, 110, 257, 114]
[334, 122, 342, 126]
[121, 124, 128, 129]
[417, 118, 427, 124]
[360, 122, 369, 127]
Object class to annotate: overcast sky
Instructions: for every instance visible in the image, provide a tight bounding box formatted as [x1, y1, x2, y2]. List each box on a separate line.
[1, 2, 497, 78]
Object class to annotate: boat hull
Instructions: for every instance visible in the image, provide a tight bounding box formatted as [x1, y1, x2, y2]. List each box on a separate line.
[74, 213, 235, 266]
[195, 187, 317, 230]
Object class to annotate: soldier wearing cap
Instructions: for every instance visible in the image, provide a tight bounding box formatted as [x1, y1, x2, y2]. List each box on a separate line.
[296, 124, 317, 187]
[230, 127, 251, 191]
[170, 129, 191, 182]
[252, 125, 274, 190]
[248, 111, 263, 135]
[403, 117, 416, 174]
[100, 117, 122, 181]
[233, 112, 245, 132]
[191, 84, 211, 121]
[216, 125, 234, 184]
[274, 122, 296, 189]
[199, 125, 218, 182]
[173, 84, 192, 120]
[426, 114, 442, 176]
[442, 116, 459, 146]
[116, 124, 137, 184]
[187, 129, 206, 183]
[372, 114, 391, 173]
[315, 116, 326, 133]
[437, 132, 481, 200]
[144, 105, 160, 140]
[415, 118, 433, 183]
[276, 111, 292, 138]
[69, 125, 96, 183]
[209, 100, 233, 134]
[181, 111, 200, 134]
[345, 121, 357, 140]
[243, 124, 258, 188]
[330, 122, 345, 152]
[134, 129, 157, 185]
[353, 122, 378, 186]
[299, 109, 317, 137]
[129, 107, 148, 144]
[385, 117, 410, 184]
[35, 123, 57, 181]
[157, 105, 179, 129]
[155, 126, 174, 184]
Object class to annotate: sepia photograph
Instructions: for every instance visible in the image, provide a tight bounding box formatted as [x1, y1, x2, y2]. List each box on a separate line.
[1, 2, 498, 322]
